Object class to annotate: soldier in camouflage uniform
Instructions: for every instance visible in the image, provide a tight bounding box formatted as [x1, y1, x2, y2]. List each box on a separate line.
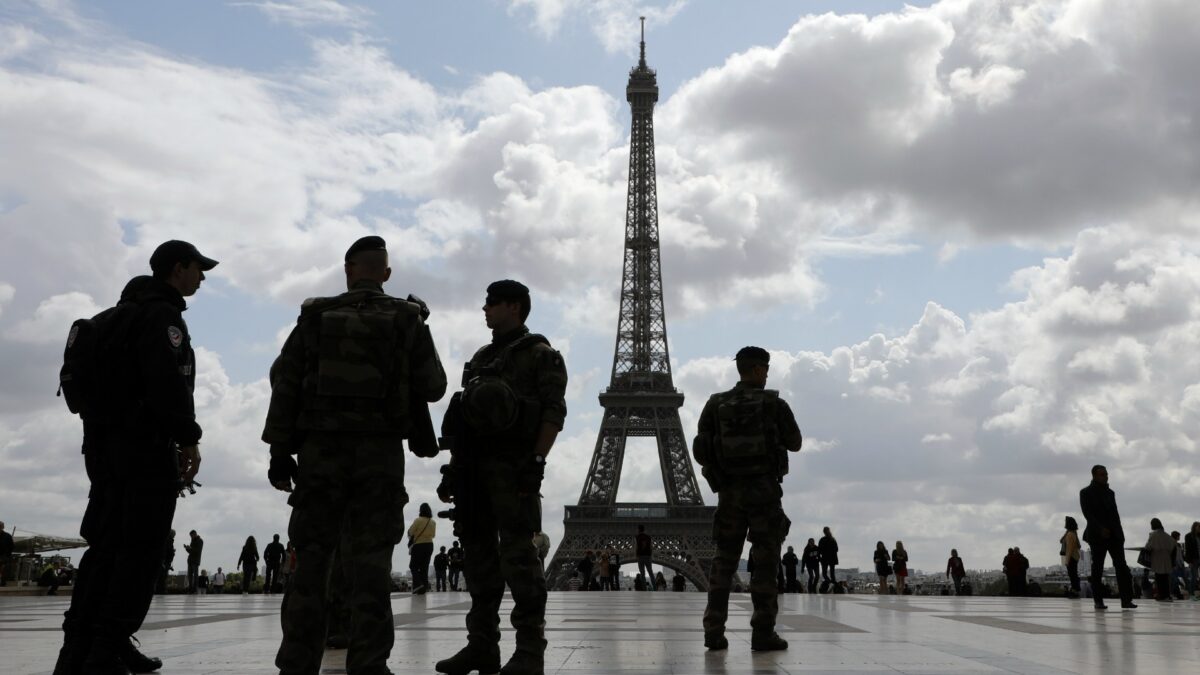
[263, 236, 447, 675]
[692, 346, 802, 652]
[435, 280, 567, 675]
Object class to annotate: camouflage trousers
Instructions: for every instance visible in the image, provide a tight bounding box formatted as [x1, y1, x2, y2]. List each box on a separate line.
[455, 455, 547, 657]
[703, 476, 791, 638]
[276, 432, 408, 675]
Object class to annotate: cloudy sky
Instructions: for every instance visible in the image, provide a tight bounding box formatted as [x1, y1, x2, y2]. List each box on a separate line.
[2, 0, 1200, 579]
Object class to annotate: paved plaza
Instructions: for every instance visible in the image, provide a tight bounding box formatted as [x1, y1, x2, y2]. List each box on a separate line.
[3, 591, 1199, 674]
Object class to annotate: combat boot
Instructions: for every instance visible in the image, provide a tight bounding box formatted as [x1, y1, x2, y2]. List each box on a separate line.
[81, 638, 133, 675]
[704, 632, 728, 650]
[498, 651, 543, 675]
[121, 636, 163, 673]
[434, 644, 501, 675]
[750, 632, 789, 652]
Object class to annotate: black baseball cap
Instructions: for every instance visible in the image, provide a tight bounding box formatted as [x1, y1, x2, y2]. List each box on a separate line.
[150, 240, 219, 275]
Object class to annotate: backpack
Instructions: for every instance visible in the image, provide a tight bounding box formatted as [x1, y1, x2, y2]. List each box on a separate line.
[460, 334, 548, 435]
[57, 303, 140, 419]
[713, 387, 780, 477]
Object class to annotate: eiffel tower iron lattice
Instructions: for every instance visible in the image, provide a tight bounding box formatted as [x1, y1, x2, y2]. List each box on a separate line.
[545, 21, 717, 592]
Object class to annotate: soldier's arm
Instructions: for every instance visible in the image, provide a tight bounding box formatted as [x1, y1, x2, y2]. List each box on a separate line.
[409, 315, 447, 403]
[135, 303, 202, 446]
[533, 345, 568, 457]
[693, 398, 717, 465]
[261, 322, 307, 451]
[777, 398, 803, 452]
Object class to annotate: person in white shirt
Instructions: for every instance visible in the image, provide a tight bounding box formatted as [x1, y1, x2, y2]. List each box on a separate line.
[212, 567, 226, 595]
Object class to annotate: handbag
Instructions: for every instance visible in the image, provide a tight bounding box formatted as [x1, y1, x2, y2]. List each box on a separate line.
[1137, 547, 1152, 569]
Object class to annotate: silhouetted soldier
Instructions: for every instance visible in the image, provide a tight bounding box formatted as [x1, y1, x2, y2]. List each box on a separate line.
[1080, 464, 1135, 610]
[436, 280, 567, 675]
[781, 546, 799, 593]
[692, 346, 802, 652]
[264, 236, 447, 675]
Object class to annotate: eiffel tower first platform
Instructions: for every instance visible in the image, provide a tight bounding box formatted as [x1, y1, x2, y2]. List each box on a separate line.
[544, 21, 717, 592]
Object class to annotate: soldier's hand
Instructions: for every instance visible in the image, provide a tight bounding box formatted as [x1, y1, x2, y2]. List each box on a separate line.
[178, 445, 201, 483]
[516, 455, 545, 496]
[269, 452, 298, 493]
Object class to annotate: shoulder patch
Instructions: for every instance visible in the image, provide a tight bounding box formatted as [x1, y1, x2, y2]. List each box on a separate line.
[167, 326, 183, 348]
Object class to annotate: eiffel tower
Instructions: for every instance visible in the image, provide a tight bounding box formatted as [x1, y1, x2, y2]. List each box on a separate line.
[545, 20, 717, 591]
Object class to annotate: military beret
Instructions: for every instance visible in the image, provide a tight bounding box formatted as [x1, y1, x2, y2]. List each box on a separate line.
[486, 279, 530, 302]
[734, 346, 770, 364]
[150, 240, 219, 274]
[345, 235, 386, 261]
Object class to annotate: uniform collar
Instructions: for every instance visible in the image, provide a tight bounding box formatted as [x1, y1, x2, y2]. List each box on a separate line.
[491, 325, 529, 346]
[734, 381, 765, 390]
[349, 279, 385, 293]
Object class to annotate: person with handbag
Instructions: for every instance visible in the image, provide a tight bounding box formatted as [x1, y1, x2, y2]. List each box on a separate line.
[874, 542, 892, 595]
[407, 503, 436, 594]
[1144, 518, 1176, 601]
[1060, 517, 1082, 598]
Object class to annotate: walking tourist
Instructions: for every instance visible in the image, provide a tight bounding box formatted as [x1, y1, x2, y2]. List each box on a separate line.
[1144, 518, 1176, 601]
[186, 530, 204, 594]
[818, 527, 838, 589]
[1061, 517, 1082, 598]
[197, 569, 209, 595]
[212, 567, 226, 594]
[692, 346, 803, 652]
[238, 536, 259, 594]
[1185, 522, 1200, 600]
[447, 541, 464, 591]
[407, 503, 436, 594]
[1171, 531, 1187, 599]
[577, 551, 595, 591]
[654, 571, 667, 591]
[802, 537, 820, 593]
[434, 546, 449, 592]
[263, 534, 285, 594]
[636, 525, 653, 589]
[946, 549, 966, 595]
[598, 548, 612, 591]
[1079, 465, 1135, 610]
[609, 549, 621, 590]
[892, 541, 909, 594]
[874, 542, 891, 594]
[781, 545, 799, 593]
[567, 572, 582, 591]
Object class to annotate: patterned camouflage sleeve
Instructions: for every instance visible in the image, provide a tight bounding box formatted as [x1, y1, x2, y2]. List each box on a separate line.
[697, 397, 717, 436]
[261, 322, 307, 450]
[776, 398, 803, 452]
[408, 317, 447, 403]
[533, 344, 568, 429]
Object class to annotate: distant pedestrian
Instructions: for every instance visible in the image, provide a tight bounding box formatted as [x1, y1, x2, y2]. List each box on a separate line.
[532, 531, 550, 574]
[1171, 531, 1186, 599]
[818, 527, 839, 589]
[609, 549, 621, 590]
[1185, 522, 1200, 600]
[407, 503, 436, 595]
[654, 571, 667, 591]
[598, 549, 612, 591]
[1, 520, 15, 586]
[1144, 518, 1176, 601]
[873, 542, 891, 594]
[672, 574, 686, 592]
[1080, 465, 1135, 610]
[577, 551, 595, 591]
[447, 541, 464, 591]
[238, 536, 259, 594]
[636, 525, 653, 590]
[263, 534, 285, 594]
[197, 569, 209, 595]
[946, 549, 966, 595]
[781, 546, 799, 593]
[283, 541, 296, 591]
[185, 530, 204, 594]
[212, 567, 226, 594]
[1016, 547, 1030, 595]
[567, 572, 582, 591]
[892, 542, 909, 594]
[39, 561, 62, 595]
[802, 538, 820, 593]
[1061, 517, 1082, 598]
[434, 546, 449, 592]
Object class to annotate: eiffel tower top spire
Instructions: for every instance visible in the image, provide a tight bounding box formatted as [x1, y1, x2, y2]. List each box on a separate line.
[610, 17, 670, 393]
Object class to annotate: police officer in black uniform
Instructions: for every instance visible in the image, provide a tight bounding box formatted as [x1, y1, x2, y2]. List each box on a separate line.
[54, 240, 216, 675]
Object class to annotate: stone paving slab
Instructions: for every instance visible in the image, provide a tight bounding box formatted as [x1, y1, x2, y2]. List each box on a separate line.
[3, 592, 1199, 674]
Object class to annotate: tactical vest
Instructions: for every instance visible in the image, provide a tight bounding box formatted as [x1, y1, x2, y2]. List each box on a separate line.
[713, 387, 781, 477]
[460, 333, 548, 437]
[298, 291, 421, 433]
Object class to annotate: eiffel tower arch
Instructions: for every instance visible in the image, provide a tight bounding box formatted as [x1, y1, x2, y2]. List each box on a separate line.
[545, 21, 719, 591]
